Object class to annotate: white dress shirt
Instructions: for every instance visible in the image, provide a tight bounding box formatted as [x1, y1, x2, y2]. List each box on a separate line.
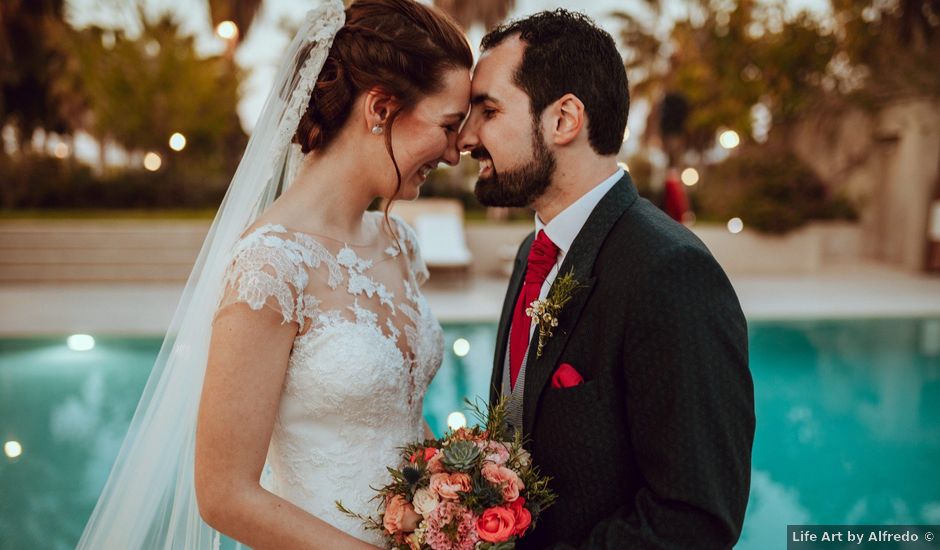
[529, 168, 624, 339]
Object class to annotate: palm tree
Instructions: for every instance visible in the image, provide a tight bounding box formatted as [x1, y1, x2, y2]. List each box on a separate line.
[434, 0, 515, 31]
[0, 0, 75, 154]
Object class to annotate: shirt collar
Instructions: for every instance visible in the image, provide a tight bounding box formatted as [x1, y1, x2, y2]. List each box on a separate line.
[535, 168, 624, 256]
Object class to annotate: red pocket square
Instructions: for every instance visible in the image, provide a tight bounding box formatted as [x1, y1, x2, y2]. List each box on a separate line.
[551, 362, 584, 389]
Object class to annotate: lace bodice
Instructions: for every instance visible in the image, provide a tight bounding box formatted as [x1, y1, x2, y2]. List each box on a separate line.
[212, 212, 444, 546]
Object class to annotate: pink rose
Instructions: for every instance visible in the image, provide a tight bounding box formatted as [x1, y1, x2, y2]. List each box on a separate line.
[509, 497, 532, 536]
[482, 441, 510, 465]
[481, 462, 525, 502]
[429, 472, 472, 500]
[476, 506, 516, 543]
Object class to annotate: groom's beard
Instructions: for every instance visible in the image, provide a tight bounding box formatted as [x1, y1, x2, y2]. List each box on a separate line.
[472, 127, 555, 208]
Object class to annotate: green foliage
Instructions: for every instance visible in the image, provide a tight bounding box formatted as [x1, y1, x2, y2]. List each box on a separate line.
[832, 0, 940, 102]
[461, 471, 505, 511]
[0, 154, 229, 210]
[695, 146, 858, 234]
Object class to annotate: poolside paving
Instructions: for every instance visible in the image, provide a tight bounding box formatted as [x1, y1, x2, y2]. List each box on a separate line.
[1, 261, 939, 336]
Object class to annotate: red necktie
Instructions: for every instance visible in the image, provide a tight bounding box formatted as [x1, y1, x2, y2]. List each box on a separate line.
[509, 230, 560, 391]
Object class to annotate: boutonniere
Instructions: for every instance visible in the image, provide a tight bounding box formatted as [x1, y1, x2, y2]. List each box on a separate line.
[525, 269, 584, 358]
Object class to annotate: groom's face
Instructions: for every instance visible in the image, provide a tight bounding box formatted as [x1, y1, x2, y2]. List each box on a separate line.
[458, 35, 555, 208]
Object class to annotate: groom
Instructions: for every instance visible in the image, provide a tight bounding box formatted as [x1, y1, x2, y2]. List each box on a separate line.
[458, 10, 755, 549]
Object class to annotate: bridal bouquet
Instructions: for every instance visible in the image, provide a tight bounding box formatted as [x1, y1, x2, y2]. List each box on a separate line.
[337, 399, 556, 550]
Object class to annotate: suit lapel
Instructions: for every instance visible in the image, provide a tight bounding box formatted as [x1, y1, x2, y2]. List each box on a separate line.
[490, 232, 535, 406]
[522, 173, 639, 434]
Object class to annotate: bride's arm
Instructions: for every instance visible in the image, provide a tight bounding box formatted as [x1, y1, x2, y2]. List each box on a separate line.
[195, 305, 379, 550]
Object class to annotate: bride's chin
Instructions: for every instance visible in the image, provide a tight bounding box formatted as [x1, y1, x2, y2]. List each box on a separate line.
[400, 188, 420, 201]
[391, 185, 420, 202]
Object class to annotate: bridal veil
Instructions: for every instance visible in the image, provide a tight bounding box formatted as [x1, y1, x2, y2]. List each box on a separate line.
[76, 2, 344, 547]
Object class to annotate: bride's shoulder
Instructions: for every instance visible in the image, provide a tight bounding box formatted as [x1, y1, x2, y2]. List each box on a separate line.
[238, 219, 291, 241]
[229, 222, 326, 270]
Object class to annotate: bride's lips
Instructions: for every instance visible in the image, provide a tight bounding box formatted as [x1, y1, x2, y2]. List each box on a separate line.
[417, 163, 434, 182]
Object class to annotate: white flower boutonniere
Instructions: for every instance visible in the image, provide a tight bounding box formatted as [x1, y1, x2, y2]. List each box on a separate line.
[525, 269, 584, 358]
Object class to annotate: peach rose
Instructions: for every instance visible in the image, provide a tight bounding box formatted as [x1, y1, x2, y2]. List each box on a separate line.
[452, 427, 475, 440]
[412, 487, 440, 517]
[509, 497, 532, 536]
[475, 506, 516, 543]
[383, 495, 413, 534]
[429, 472, 472, 500]
[426, 450, 446, 474]
[481, 462, 525, 502]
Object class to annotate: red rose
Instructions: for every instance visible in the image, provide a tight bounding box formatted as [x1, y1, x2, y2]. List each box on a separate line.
[509, 497, 532, 536]
[409, 447, 439, 464]
[476, 506, 516, 543]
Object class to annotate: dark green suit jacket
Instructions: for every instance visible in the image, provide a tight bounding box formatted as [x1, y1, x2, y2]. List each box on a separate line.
[489, 173, 755, 549]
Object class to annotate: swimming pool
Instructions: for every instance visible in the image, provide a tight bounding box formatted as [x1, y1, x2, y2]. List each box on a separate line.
[1, 318, 939, 549]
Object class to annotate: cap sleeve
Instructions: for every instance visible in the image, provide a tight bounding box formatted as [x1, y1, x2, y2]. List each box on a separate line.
[213, 229, 309, 327]
[390, 215, 429, 287]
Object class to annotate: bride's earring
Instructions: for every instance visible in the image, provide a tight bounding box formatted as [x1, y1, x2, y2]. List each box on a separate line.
[371, 124, 383, 135]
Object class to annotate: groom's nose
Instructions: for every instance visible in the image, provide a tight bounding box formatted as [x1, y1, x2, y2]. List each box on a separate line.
[457, 115, 480, 153]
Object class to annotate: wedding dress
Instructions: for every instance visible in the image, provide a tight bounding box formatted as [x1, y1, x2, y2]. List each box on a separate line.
[213, 212, 444, 545]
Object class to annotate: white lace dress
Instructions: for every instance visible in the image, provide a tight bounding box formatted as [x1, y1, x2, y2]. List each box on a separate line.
[212, 212, 444, 546]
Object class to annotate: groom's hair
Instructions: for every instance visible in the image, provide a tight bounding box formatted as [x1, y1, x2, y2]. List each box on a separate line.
[481, 10, 629, 156]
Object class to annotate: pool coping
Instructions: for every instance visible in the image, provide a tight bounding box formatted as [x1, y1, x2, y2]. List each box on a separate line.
[2, 263, 940, 336]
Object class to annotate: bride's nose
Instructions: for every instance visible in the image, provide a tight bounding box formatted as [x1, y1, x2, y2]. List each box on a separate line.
[441, 136, 460, 167]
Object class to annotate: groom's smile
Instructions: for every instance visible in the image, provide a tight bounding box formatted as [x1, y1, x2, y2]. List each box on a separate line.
[470, 147, 494, 177]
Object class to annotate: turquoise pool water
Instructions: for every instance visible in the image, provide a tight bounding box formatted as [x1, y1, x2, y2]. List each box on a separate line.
[1, 318, 939, 549]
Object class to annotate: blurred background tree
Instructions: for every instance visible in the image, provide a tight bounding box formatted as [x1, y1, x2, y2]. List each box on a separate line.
[620, 0, 939, 232]
[67, 10, 244, 174]
[434, 0, 516, 31]
[0, 0, 80, 155]
[1, 1, 246, 211]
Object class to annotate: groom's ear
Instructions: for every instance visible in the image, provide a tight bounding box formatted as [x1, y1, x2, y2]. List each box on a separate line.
[546, 93, 585, 147]
[363, 88, 401, 130]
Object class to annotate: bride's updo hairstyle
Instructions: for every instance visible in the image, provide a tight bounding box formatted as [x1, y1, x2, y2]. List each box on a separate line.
[294, 0, 471, 190]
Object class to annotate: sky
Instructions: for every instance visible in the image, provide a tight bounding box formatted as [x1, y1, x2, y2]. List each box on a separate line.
[65, 0, 829, 135]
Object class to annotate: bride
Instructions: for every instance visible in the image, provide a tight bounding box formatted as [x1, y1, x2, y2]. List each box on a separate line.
[76, 0, 472, 548]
